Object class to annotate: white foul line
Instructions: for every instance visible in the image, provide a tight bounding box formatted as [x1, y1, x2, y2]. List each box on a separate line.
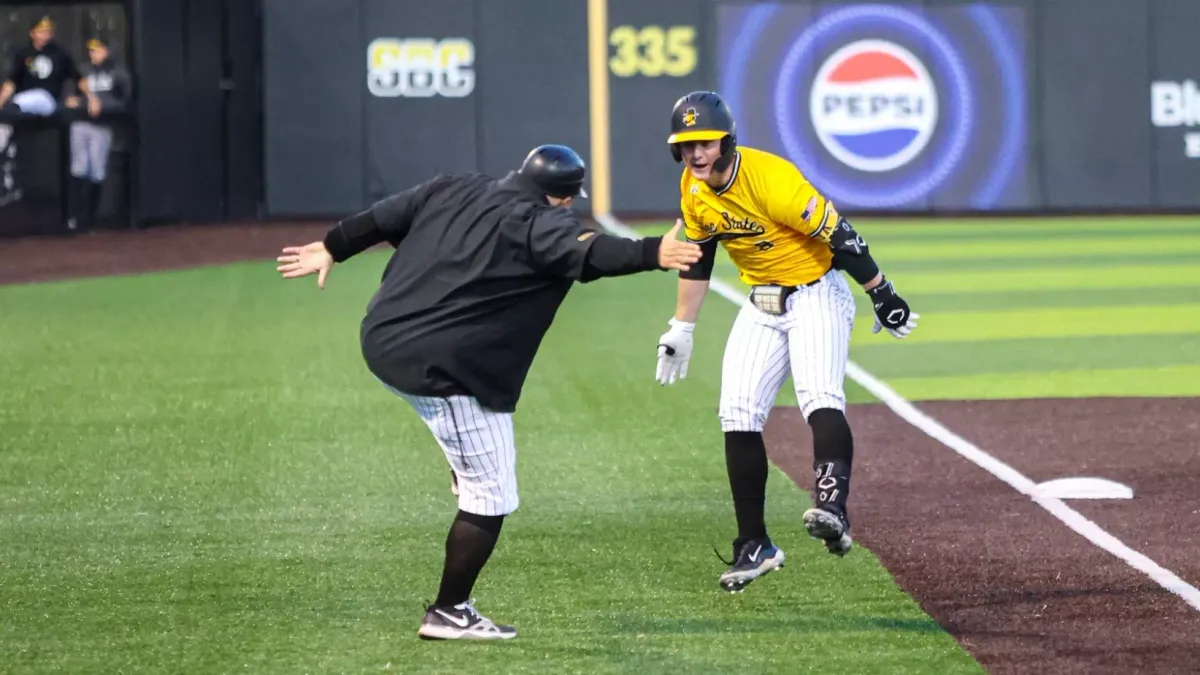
[595, 213, 1200, 613]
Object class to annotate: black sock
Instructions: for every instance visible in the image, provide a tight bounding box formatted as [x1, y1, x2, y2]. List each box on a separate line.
[434, 510, 504, 608]
[725, 431, 769, 544]
[809, 409, 853, 519]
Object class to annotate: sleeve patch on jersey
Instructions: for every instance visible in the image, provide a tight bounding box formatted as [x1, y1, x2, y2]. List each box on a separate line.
[810, 202, 839, 239]
[800, 195, 819, 222]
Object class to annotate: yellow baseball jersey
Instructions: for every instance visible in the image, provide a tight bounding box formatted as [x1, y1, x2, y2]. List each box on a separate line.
[679, 146, 840, 287]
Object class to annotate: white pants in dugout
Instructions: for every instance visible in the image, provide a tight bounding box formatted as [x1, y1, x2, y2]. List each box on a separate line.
[383, 384, 520, 517]
[719, 268, 857, 431]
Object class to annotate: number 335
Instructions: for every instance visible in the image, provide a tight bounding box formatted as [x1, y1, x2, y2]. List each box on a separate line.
[609, 25, 697, 77]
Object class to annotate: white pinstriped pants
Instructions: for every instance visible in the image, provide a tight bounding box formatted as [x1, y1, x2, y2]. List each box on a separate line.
[383, 384, 520, 516]
[719, 268, 857, 431]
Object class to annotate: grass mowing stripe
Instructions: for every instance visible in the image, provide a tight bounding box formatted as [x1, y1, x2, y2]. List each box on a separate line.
[848, 304, 1200, 344]
[700, 254, 1200, 299]
[847, 286, 1200, 314]
[871, 235, 1200, 262]
[875, 250, 1200, 274]
[865, 264, 1200, 294]
[884, 364, 1200, 401]
[849, 333, 1200, 379]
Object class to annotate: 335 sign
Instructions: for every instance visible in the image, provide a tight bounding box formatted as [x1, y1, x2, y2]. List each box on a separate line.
[609, 25, 697, 78]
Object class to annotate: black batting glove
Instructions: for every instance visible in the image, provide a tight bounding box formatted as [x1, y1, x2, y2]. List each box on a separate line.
[867, 277, 919, 339]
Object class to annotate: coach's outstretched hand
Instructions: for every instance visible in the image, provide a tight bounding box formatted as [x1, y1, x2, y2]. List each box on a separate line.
[277, 241, 335, 289]
[657, 219, 703, 272]
[868, 277, 919, 339]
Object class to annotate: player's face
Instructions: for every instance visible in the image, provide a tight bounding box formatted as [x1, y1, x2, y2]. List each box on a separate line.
[89, 45, 108, 65]
[31, 27, 52, 49]
[681, 140, 722, 180]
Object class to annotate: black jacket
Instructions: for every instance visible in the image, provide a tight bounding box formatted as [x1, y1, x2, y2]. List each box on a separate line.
[323, 171, 665, 413]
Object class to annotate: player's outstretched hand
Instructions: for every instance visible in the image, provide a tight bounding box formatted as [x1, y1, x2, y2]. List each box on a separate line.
[868, 277, 918, 339]
[656, 318, 695, 385]
[657, 219, 703, 272]
[277, 241, 334, 289]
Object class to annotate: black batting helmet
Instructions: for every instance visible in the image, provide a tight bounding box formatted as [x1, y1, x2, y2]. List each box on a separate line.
[518, 144, 588, 199]
[667, 91, 738, 166]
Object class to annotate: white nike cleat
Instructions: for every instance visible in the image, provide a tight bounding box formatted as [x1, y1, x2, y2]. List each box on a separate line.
[418, 600, 516, 640]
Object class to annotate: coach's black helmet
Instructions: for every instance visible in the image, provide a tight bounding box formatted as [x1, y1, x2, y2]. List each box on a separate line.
[518, 144, 588, 200]
[668, 91, 738, 167]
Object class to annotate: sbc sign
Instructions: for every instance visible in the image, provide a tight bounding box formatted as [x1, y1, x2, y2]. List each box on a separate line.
[367, 38, 475, 98]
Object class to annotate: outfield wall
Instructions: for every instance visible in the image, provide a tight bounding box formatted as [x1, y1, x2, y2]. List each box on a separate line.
[260, 0, 1200, 219]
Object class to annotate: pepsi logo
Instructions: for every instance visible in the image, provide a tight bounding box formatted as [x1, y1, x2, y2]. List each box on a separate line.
[810, 39, 938, 173]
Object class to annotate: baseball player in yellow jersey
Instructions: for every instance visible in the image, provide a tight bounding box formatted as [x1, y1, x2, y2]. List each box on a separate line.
[654, 91, 919, 593]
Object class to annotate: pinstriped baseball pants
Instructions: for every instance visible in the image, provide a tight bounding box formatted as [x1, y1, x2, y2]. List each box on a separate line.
[383, 383, 519, 516]
[718, 268, 857, 431]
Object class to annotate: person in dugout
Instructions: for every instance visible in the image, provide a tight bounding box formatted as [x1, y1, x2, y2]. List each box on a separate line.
[0, 16, 84, 115]
[64, 34, 132, 230]
[0, 16, 85, 209]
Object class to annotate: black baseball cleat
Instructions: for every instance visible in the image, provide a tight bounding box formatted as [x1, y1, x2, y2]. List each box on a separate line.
[716, 538, 786, 593]
[803, 506, 853, 557]
[418, 600, 516, 640]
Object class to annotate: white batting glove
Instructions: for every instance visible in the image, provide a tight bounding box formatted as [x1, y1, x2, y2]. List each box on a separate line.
[656, 318, 695, 386]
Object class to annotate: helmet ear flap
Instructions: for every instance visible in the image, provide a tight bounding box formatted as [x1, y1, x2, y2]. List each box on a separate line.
[720, 134, 736, 156]
[670, 143, 682, 163]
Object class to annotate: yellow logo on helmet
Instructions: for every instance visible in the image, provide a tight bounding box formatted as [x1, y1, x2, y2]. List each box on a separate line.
[682, 107, 698, 127]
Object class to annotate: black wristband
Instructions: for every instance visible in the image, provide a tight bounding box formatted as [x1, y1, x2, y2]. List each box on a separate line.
[866, 275, 895, 299]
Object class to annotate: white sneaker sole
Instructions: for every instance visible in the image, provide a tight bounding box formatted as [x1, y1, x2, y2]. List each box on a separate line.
[803, 508, 853, 556]
[418, 624, 516, 640]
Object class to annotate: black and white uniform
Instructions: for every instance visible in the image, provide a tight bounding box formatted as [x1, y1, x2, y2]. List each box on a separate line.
[3, 39, 78, 115]
[70, 56, 132, 182]
[720, 269, 856, 430]
[323, 172, 667, 516]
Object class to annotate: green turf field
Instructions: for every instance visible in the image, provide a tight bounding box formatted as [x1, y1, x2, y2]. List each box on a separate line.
[2, 216, 1197, 673]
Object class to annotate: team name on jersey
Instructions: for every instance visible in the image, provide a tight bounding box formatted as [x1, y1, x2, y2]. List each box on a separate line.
[697, 211, 766, 241]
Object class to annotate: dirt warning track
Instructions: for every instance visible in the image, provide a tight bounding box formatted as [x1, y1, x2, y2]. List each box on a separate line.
[0, 222, 334, 285]
[765, 397, 1200, 674]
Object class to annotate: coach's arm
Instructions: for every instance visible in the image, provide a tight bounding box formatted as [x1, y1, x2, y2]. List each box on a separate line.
[529, 212, 701, 283]
[323, 175, 450, 262]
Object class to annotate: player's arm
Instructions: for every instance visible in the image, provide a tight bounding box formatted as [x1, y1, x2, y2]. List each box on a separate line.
[322, 174, 446, 263]
[668, 199, 716, 319]
[527, 210, 699, 282]
[810, 207, 918, 337]
[769, 168, 918, 338]
[654, 207, 714, 385]
[0, 51, 19, 107]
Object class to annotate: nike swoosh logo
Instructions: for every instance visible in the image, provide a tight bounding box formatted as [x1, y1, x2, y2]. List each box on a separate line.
[748, 545, 762, 563]
[435, 610, 471, 628]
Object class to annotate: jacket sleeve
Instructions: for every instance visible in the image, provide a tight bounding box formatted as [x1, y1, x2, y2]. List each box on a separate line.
[103, 65, 133, 113]
[5, 48, 23, 84]
[323, 175, 447, 262]
[527, 208, 662, 282]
